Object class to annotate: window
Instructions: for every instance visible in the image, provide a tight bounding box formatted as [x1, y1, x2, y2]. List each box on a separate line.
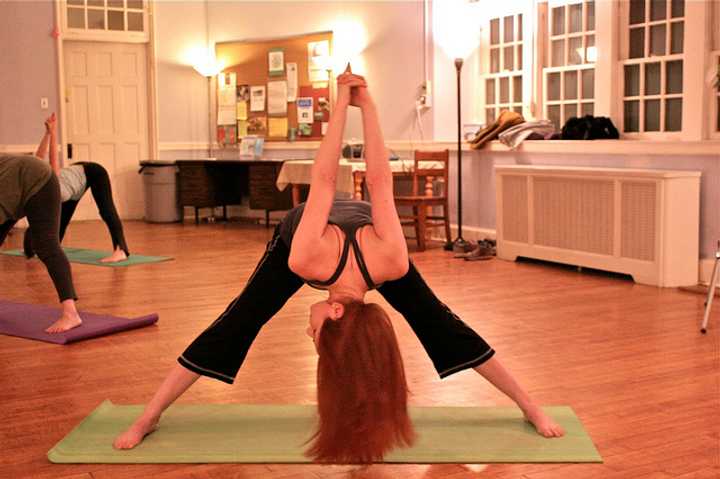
[65, 0, 146, 34]
[484, 13, 524, 124]
[621, 0, 684, 134]
[543, 1, 596, 130]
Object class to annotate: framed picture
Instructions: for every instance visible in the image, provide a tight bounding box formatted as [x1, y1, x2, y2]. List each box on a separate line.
[268, 48, 284, 77]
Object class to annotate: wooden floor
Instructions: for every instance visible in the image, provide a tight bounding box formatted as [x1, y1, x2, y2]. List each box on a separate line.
[1, 220, 718, 479]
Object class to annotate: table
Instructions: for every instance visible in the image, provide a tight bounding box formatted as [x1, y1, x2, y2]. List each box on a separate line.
[276, 158, 444, 205]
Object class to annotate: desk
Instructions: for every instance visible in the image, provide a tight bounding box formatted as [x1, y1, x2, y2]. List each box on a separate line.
[176, 159, 294, 225]
[276, 159, 445, 205]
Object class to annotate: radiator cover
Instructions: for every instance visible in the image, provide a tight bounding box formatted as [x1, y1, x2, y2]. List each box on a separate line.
[495, 165, 701, 287]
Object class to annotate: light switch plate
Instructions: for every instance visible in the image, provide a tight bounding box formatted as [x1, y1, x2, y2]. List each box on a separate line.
[40, 97, 49, 109]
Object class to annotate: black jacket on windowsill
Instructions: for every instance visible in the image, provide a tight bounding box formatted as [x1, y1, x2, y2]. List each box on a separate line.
[560, 115, 620, 140]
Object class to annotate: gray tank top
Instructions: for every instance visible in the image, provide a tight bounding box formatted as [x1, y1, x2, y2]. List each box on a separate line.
[0, 155, 53, 223]
[279, 200, 377, 290]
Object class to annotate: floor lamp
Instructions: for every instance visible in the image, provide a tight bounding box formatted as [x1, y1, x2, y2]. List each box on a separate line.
[451, 57, 471, 252]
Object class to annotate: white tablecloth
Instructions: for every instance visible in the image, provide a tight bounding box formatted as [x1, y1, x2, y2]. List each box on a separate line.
[276, 159, 443, 195]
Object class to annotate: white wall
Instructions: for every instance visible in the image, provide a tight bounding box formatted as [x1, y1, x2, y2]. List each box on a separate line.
[155, 1, 432, 149]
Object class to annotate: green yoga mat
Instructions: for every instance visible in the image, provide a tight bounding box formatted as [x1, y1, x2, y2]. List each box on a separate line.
[1, 247, 171, 267]
[48, 401, 602, 464]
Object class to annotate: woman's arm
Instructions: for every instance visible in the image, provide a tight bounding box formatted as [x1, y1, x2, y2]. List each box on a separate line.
[355, 88, 409, 274]
[288, 71, 364, 273]
[35, 114, 60, 175]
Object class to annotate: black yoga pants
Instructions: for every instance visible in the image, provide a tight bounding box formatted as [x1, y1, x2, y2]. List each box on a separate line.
[0, 174, 78, 302]
[178, 226, 495, 384]
[24, 162, 129, 258]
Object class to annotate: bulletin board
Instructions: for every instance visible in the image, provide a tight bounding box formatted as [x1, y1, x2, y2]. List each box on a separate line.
[215, 31, 333, 145]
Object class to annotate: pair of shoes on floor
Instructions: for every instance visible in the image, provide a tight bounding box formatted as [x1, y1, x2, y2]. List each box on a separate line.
[468, 111, 525, 150]
[455, 239, 496, 261]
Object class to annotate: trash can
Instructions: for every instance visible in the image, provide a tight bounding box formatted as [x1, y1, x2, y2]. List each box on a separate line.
[139, 161, 182, 223]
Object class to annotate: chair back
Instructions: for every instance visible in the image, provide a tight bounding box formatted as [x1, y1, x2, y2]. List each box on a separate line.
[412, 149, 449, 197]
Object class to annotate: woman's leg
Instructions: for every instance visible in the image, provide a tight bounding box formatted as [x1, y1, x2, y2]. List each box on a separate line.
[23, 200, 78, 258]
[82, 162, 129, 261]
[114, 230, 304, 449]
[23, 175, 82, 333]
[378, 262, 564, 438]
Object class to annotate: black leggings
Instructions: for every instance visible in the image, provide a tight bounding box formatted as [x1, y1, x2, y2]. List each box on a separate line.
[24, 162, 129, 257]
[0, 175, 78, 302]
[178, 227, 495, 384]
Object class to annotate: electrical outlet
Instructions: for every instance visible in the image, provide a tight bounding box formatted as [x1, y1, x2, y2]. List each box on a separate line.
[422, 80, 432, 108]
[40, 97, 49, 109]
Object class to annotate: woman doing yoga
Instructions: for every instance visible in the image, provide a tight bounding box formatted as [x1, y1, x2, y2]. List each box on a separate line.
[0, 116, 81, 333]
[114, 67, 564, 462]
[27, 113, 130, 263]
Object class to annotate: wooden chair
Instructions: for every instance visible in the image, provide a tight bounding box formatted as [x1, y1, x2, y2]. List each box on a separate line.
[394, 150, 451, 252]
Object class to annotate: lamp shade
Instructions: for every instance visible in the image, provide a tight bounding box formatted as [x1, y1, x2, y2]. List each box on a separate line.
[435, 0, 481, 60]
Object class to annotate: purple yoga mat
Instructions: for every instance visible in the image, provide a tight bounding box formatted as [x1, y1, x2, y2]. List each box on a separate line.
[0, 300, 158, 345]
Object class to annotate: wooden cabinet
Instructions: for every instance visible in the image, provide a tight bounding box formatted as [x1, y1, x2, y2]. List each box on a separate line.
[176, 159, 292, 225]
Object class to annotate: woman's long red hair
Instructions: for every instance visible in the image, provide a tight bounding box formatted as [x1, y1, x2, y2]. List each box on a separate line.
[306, 301, 415, 463]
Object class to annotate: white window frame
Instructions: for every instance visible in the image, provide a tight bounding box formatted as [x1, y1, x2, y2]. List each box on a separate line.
[618, 0, 685, 139]
[542, 0, 597, 130]
[61, 0, 150, 43]
[476, 1, 534, 125]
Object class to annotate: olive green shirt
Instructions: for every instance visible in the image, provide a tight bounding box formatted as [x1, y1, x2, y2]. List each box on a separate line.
[0, 155, 53, 223]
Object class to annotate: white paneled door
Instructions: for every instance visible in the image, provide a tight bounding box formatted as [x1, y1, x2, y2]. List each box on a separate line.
[64, 41, 148, 220]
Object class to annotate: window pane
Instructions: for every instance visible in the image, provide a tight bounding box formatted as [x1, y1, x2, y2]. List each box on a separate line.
[645, 99, 660, 130]
[552, 39, 565, 67]
[587, 1, 595, 30]
[582, 69, 595, 99]
[581, 102, 594, 116]
[650, 24, 666, 56]
[88, 9, 105, 29]
[629, 28, 645, 59]
[68, 0, 83, 5]
[569, 3, 582, 33]
[670, 22, 683, 54]
[569, 36, 582, 65]
[486, 79, 496, 105]
[500, 77, 509, 103]
[67, 7, 85, 28]
[490, 18, 500, 45]
[671, 0, 684, 18]
[650, 0, 667, 21]
[666, 60, 682, 94]
[88, 0, 104, 6]
[486, 108, 496, 124]
[586, 35, 596, 62]
[127, 11, 143, 31]
[548, 72, 561, 101]
[645, 62, 661, 95]
[504, 46, 514, 71]
[624, 100, 640, 131]
[624, 64, 640, 96]
[552, 6, 565, 35]
[513, 106, 523, 114]
[108, 10, 124, 30]
[630, 0, 646, 24]
[665, 98, 682, 131]
[548, 105, 561, 130]
[504, 16, 514, 42]
[108, 0, 124, 7]
[518, 14, 523, 40]
[517, 45, 523, 69]
[490, 48, 500, 73]
[564, 71, 579, 100]
[513, 75, 522, 103]
[564, 103, 578, 122]
[127, 0, 143, 8]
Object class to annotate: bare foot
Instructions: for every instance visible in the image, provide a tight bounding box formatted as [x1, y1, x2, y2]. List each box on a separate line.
[523, 404, 565, 438]
[45, 312, 82, 334]
[113, 416, 158, 450]
[100, 249, 128, 263]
